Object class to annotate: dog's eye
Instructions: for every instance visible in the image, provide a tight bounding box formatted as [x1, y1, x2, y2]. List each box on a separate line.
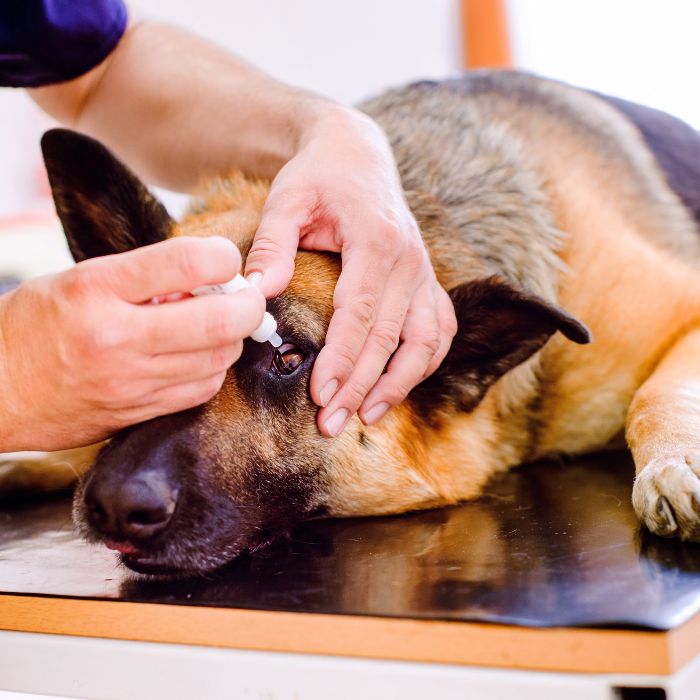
[271, 343, 305, 375]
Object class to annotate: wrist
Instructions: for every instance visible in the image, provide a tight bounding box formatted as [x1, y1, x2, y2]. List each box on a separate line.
[293, 98, 385, 152]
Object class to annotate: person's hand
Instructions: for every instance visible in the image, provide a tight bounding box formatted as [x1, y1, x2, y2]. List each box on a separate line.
[0, 236, 265, 452]
[245, 105, 457, 436]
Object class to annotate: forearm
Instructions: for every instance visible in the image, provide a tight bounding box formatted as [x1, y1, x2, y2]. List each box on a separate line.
[30, 20, 340, 191]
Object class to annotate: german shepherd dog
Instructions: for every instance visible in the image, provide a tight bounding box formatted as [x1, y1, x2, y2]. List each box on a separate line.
[4, 70, 700, 576]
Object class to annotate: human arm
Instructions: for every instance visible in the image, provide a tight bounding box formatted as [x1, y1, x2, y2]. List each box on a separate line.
[29, 15, 457, 437]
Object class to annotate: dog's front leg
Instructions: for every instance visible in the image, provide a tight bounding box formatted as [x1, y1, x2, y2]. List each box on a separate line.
[626, 328, 700, 540]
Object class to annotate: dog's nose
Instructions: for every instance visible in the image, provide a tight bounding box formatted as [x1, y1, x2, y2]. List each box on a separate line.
[84, 469, 179, 542]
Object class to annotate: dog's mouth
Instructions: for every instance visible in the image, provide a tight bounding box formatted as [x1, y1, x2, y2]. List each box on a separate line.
[100, 528, 285, 578]
[103, 541, 178, 576]
[119, 551, 185, 576]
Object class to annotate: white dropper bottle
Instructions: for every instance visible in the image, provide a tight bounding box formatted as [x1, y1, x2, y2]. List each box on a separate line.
[190, 274, 283, 348]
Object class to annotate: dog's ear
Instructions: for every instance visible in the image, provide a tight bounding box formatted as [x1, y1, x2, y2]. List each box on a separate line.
[411, 276, 591, 416]
[41, 128, 172, 262]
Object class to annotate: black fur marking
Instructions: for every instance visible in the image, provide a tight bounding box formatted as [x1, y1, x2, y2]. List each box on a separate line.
[593, 93, 700, 226]
[410, 276, 591, 421]
[41, 128, 172, 261]
[358, 429, 368, 447]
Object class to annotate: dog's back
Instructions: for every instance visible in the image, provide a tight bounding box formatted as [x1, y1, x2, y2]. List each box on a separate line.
[361, 72, 700, 463]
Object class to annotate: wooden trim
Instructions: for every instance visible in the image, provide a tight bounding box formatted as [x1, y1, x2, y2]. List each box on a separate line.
[460, 0, 512, 69]
[669, 607, 700, 671]
[1, 594, 697, 675]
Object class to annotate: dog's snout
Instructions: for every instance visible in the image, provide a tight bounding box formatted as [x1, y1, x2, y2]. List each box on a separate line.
[84, 469, 179, 543]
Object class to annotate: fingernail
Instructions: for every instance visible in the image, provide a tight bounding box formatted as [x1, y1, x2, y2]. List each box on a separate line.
[246, 271, 263, 286]
[325, 408, 349, 437]
[363, 402, 390, 426]
[319, 379, 339, 407]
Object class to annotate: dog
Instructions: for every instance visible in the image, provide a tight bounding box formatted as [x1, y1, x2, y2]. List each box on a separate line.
[3, 69, 700, 576]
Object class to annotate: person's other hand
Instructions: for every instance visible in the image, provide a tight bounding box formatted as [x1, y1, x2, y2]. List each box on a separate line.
[0, 236, 265, 451]
[245, 106, 457, 436]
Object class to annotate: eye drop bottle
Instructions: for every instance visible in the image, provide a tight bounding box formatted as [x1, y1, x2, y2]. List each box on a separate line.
[191, 274, 283, 348]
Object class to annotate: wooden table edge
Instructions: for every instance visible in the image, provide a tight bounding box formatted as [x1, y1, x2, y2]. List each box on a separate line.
[0, 593, 695, 675]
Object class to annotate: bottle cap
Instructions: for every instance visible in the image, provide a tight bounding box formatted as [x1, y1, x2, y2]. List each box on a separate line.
[191, 274, 281, 347]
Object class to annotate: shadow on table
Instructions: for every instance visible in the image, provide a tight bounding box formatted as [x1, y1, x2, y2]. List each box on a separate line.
[121, 453, 700, 630]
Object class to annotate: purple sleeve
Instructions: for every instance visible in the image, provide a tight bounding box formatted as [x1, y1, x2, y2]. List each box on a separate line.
[0, 0, 128, 87]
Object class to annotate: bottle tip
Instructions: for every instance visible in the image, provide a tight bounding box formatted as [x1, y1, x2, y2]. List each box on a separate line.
[269, 332, 283, 348]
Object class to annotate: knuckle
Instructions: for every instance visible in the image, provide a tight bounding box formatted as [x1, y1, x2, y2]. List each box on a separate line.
[341, 381, 372, 409]
[102, 375, 132, 404]
[249, 233, 287, 262]
[366, 235, 396, 261]
[321, 346, 356, 382]
[424, 355, 444, 378]
[417, 330, 441, 358]
[377, 221, 401, 248]
[346, 292, 376, 329]
[210, 343, 242, 372]
[61, 264, 99, 300]
[402, 242, 426, 274]
[369, 320, 402, 356]
[382, 379, 414, 404]
[208, 347, 229, 373]
[81, 318, 128, 355]
[437, 287, 458, 331]
[444, 313, 458, 340]
[199, 374, 226, 402]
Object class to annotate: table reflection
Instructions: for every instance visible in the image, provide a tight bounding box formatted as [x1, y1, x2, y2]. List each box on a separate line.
[2, 454, 700, 630]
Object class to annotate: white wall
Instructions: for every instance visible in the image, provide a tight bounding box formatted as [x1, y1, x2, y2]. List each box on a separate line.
[132, 0, 462, 107]
[510, 0, 700, 128]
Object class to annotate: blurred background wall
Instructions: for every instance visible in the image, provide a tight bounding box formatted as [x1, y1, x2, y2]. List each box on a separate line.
[2, 0, 700, 278]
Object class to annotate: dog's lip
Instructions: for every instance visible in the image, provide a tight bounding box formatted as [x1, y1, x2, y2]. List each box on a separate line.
[119, 552, 187, 577]
[107, 543, 180, 576]
[104, 540, 140, 555]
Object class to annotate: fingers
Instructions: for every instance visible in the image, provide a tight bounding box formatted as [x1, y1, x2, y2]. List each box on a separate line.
[359, 282, 457, 424]
[244, 187, 312, 297]
[135, 287, 266, 354]
[309, 238, 396, 413]
[133, 371, 230, 421]
[147, 342, 244, 385]
[313, 237, 427, 436]
[425, 285, 458, 378]
[94, 236, 242, 303]
[314, 264, 456, 436]
[316, 275, 428, 436]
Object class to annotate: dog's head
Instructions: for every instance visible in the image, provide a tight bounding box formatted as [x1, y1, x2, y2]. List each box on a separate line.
[42, 129, 590, 576]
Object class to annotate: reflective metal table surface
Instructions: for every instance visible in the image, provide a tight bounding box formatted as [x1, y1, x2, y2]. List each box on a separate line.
[1, 453, 700, 630]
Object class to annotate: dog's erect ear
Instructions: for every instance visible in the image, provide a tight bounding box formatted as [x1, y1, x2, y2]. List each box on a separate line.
[41, 128, 172, 262]
[411, 276, 591, 416]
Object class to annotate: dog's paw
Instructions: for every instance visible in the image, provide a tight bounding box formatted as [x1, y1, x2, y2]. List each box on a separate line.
[632, 453, 700, 540]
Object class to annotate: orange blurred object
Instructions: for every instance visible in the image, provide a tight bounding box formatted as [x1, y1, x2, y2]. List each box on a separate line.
[461, 0, 512, 69]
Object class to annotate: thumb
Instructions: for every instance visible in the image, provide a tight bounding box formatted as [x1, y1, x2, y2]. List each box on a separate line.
[244, 195, 307, 298]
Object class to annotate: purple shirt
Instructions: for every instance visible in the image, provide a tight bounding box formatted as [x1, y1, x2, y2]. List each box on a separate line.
[0, 0, 127, 87]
